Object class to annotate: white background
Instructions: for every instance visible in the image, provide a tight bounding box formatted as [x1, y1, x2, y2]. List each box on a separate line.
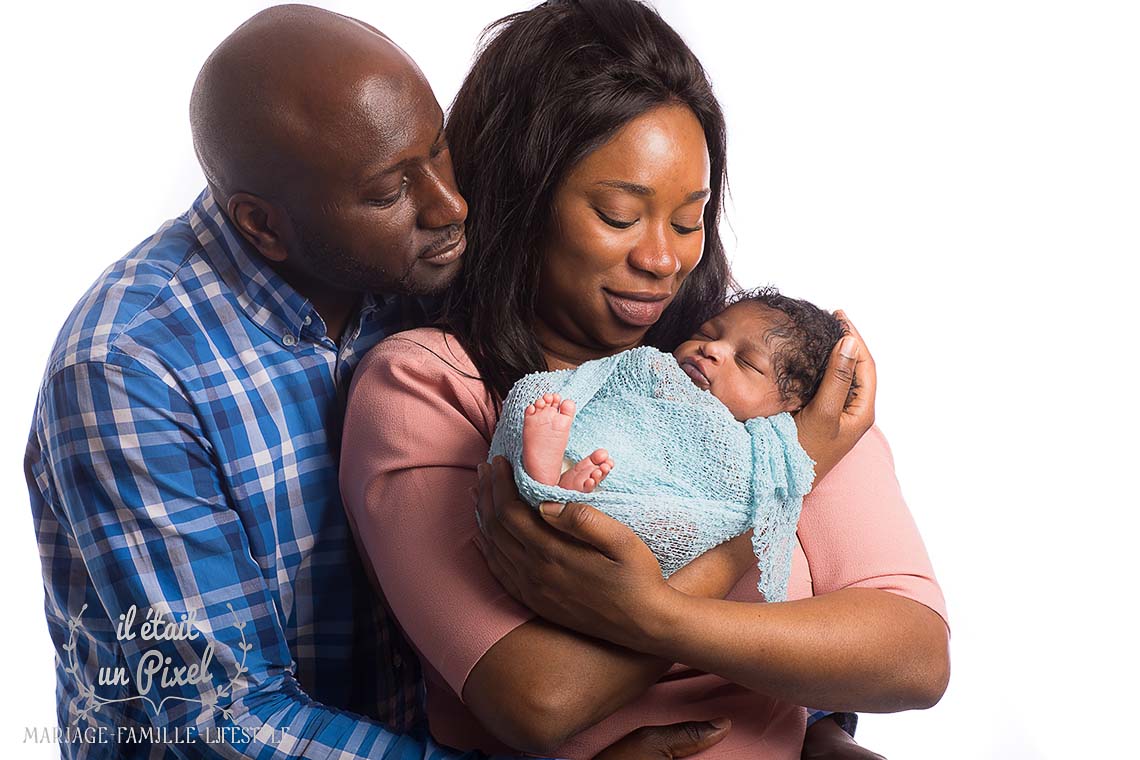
[3, 2, 1138, 758]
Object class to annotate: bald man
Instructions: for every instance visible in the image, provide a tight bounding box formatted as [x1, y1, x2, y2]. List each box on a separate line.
[25, 5, 731, 759]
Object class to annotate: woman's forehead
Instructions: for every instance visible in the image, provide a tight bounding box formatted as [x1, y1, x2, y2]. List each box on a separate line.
[565, 105, 710, 192]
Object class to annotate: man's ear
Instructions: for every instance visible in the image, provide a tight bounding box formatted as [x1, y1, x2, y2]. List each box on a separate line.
[227, 192, 290, 263]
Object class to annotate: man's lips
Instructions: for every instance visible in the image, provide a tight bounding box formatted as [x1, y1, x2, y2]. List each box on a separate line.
[420, 232, 467, 265]
[603, 289, 671, 327]
[679, 357, 711, 390]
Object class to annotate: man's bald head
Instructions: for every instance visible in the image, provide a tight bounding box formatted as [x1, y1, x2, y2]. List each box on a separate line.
[190, 4, 427, 201]
[188, 4, 468, 306]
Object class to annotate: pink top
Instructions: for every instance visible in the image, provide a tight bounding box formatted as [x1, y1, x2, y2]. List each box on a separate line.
[340, 328, 949, 760]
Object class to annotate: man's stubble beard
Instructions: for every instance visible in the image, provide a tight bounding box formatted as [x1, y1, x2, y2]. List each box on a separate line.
[293, 224, 454, 298]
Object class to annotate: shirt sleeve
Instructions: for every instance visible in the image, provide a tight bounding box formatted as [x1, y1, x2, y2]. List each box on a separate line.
[340, 335, 533, 700]
[797, 426, 950, 629]
[805, 710, 858, 736]
[34, 354, 488, 760]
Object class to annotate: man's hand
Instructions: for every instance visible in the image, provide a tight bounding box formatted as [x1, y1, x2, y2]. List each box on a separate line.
[801, 716, 886, 760]
[594, 719, 731, 760]
[794, 311, 877, 482]
[473, 457, 673, 651]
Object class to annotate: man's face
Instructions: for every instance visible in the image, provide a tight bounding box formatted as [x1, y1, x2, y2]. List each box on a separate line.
[280, 70, 468, 297]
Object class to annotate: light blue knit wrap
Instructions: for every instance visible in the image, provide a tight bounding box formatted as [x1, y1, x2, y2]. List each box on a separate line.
[488, 346, 815, 602]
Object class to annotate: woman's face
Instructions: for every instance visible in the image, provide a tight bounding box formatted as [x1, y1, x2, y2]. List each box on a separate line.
[534, 104, 711, 367]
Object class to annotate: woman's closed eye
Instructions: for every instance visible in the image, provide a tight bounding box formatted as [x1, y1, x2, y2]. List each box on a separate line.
[595, 209, 637, 229]
[671, 220, 703, 235]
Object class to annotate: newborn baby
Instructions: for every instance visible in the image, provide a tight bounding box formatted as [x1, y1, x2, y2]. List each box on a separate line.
[488, 287, 845, 601]
[522, 288, 845, 492]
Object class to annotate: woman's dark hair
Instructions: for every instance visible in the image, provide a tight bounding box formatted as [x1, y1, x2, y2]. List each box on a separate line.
[442, 0, 733, 404]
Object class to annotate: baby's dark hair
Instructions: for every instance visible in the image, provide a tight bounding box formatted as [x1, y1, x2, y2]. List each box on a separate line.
[726, 286, 847, 407]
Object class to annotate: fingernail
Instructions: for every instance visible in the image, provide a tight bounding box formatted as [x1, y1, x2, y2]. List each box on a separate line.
[467, 486, 478, 504]
[477, 463, 486, 479]
[539, 502, 565, 517]
[839, 336, 857, 359]
[709, 718, 731, 730]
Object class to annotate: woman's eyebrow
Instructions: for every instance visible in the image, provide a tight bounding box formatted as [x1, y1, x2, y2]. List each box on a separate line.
[596, 179, 653, 196]
[594, 180, 711, 203]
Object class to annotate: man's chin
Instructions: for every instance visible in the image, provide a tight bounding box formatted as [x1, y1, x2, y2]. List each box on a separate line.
[391, 256, 463, 297]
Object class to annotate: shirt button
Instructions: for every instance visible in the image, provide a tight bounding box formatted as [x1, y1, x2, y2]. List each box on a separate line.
[282, 334, 297, 347]
[302, 315, 312, 326]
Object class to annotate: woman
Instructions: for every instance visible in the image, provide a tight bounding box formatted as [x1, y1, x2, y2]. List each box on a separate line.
[340, 1, 949, 758]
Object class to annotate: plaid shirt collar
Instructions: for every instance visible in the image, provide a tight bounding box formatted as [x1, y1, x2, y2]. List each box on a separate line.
[189, 189, 386, 348]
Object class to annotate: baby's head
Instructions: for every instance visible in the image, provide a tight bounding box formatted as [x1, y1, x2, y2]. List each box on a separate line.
[673, 287, 846, 421]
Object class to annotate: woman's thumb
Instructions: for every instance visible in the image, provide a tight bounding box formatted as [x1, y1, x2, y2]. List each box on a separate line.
[538, 500, 629, 559]
[814, 335, 859, 418]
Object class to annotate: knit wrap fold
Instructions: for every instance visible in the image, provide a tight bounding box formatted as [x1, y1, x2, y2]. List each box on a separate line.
[488, 346, 815, 602]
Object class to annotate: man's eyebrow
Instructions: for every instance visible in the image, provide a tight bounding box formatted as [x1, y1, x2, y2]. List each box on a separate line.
[594, 180, 711, 203]
[359, 114, 446, 185]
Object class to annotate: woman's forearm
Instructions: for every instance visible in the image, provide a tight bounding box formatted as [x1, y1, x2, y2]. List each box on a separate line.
[463, 533, 755, 754]
[637, 586, 950, 713]
[466, 585, 948, 755]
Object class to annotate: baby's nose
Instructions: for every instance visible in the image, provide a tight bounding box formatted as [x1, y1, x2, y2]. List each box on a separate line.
[700, 341, 725, 362]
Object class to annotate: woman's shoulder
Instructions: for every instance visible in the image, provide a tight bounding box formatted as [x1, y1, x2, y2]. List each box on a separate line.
[348, 327, 496, 434]
[359, 327, 478, 377]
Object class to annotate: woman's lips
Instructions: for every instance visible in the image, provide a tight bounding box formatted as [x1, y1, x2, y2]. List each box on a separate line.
[603, 290, 670, 327]
[679, 358, 711, 390]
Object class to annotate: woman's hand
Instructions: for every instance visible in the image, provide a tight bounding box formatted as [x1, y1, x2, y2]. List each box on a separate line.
[473, 456, 674, 652]
[801, 717, 886, 760]
[795, 311, 877, 482]
[594, 719, 732, 760]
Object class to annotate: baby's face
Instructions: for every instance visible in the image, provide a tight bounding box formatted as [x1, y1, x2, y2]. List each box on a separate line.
[673, 302, 801, 421]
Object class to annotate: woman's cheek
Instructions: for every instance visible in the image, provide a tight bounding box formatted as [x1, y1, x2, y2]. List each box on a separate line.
[682, 231, 706, 275]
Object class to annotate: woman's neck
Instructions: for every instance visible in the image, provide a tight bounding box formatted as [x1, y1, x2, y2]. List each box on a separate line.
[535, 318, 642, 371]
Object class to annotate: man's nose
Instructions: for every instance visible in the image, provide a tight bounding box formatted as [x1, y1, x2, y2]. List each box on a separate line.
[417, 162, 468, 230]
[628, 223, 682, 279]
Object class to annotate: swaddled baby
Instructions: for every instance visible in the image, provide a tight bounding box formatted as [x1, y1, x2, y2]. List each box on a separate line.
[487, 287, 846, 601]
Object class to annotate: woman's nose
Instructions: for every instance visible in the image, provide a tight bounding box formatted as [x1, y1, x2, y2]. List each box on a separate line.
[628, 223, 682, 279]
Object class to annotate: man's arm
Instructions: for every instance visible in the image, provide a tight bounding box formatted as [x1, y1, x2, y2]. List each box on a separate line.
[32, 356, 479, 760]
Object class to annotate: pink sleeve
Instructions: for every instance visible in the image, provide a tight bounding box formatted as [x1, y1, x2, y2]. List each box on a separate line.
[339, 332, 533, 698]
[797, 426, 950, 630]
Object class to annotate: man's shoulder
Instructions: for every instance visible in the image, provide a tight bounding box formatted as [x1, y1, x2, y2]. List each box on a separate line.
[44, 209, 212, 382]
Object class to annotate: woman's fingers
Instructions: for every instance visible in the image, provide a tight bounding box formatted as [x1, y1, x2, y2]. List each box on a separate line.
[834, 311, 876, 422]
[476, 461, 525, 558]
[537, 500, 642, 564]
[487, 456, 560, 549]
[592, 719, 732, 760]
[812, 335, 860, 423]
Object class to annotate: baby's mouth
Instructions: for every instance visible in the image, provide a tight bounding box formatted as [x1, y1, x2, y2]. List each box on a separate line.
[679, 358, 711, 390]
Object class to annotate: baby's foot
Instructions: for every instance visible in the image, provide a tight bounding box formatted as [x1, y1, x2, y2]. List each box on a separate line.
[558, 449, 615, 493]
[522, 393, 577, 486]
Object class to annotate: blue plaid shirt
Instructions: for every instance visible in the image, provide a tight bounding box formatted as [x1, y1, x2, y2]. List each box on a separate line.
[25, 190, 485, 759]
